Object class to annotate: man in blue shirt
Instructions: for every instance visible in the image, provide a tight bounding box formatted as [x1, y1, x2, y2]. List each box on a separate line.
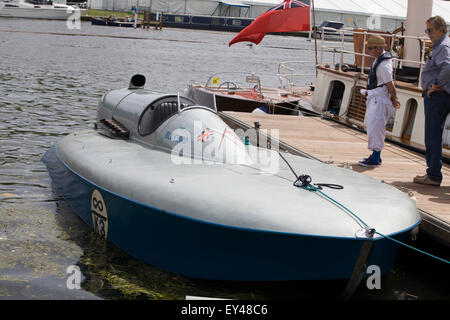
[414, 16, 450, 187]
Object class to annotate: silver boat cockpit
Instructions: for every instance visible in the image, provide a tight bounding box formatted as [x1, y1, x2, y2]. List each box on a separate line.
[95, 75, 250, 165]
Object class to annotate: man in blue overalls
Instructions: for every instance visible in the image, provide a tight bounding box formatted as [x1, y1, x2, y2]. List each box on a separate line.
[359, 35, 401, 167]
[414, 16, 450, 187]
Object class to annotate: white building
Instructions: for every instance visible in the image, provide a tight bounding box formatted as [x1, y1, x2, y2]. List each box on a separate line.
[88, 0, 450, 32]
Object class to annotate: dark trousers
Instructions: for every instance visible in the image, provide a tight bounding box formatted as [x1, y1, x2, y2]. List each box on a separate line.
[424, 91, 450, 183]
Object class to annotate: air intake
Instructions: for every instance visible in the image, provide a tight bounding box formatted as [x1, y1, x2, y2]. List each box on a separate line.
[129, 74, 146, 89]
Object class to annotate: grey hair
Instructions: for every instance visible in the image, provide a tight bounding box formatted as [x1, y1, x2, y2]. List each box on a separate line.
[426, 16, 448, 34]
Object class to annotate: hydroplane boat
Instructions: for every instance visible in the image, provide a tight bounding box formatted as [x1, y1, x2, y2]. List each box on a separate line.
[43, 75, 420, 281]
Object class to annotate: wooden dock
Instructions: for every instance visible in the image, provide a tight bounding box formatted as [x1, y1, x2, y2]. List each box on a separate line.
[221, 111, 450, 245]
[142, 11, 163, 30]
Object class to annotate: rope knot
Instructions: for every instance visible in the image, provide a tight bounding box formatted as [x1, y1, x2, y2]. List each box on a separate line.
[294, 175, 317, 190]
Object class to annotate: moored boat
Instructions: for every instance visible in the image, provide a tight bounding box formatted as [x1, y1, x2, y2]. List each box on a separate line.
[160, 12, 254, 32]
[185, 71, 316, 116]
[42, 75, 420, 281]
[91, 16, 141, 28]
[0, 0, 82, 20]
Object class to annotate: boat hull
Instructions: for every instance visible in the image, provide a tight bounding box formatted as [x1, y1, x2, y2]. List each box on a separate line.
[215, 94, 302, 115]
[43, 144, 410, 281]
[91, 18, 141, 28]
[0, 7, 78, 20]
[160, 13, 253, 32]
[186, 86, 311, 116]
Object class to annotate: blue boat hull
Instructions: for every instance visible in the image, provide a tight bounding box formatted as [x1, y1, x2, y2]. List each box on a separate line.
[42, 144, 409, 281]
[156, 13, 253, 32]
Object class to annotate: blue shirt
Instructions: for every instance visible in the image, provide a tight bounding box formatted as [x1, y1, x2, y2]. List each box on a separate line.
[421, 34, 450, 94]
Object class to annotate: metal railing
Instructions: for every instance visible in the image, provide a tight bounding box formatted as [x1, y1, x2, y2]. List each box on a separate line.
[203, 71, 311, 94]
[277, 28, 431, 92]
[318, 27, 429, 88]
[278, 60, 316, 91]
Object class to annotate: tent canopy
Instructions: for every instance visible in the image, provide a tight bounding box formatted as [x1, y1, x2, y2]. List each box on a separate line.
[220, 0, 250, 8]
[240, 0, 450, 21]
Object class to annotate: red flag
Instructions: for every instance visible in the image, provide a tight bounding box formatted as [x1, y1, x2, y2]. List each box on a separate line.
[229, 0, 310, 46]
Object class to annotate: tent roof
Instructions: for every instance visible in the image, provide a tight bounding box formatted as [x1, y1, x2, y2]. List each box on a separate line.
[220, 0, 251, 8]
[240, 0, 450, 21]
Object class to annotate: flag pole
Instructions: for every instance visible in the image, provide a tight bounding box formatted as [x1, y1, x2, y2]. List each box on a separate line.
[308, 2, 312, 40]
[312, 0, 318, 75]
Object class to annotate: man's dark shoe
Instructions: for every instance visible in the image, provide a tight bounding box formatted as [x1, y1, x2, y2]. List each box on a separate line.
[358, 157, 381, 167]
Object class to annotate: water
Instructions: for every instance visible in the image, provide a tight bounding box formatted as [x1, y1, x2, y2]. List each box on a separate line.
[0, 18, 449, 300]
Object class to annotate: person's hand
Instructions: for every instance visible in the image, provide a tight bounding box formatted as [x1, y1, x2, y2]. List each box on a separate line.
[427, 84, 442, 98]
[392, 97, 401, 109]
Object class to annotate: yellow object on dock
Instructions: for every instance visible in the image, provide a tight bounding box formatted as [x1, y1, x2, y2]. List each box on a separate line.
[222, 111, 450, 245]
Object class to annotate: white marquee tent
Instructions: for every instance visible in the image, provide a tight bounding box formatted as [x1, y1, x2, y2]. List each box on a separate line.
[311, 0, 450, 30]
[88, 0, 450, 31]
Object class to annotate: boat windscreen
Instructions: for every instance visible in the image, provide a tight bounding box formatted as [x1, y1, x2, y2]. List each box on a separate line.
[25, 0, 53, 5]
[319, 21, 344, 30]
[184, 87, 217, 112]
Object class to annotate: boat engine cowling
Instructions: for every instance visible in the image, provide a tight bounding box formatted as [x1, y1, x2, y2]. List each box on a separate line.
[96, 76, 252, 165]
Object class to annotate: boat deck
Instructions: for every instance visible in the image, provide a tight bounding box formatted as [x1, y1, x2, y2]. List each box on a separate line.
[221, 111, 450, 245]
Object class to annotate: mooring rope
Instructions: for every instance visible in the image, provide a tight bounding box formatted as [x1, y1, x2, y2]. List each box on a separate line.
[279, 152, 450, 264]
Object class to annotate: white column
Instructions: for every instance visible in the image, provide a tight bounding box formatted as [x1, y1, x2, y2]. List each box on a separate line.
[403, 0, 433, 68]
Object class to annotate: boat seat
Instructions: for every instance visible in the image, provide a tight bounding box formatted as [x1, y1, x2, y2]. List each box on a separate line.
[139, 98, 181, 136]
